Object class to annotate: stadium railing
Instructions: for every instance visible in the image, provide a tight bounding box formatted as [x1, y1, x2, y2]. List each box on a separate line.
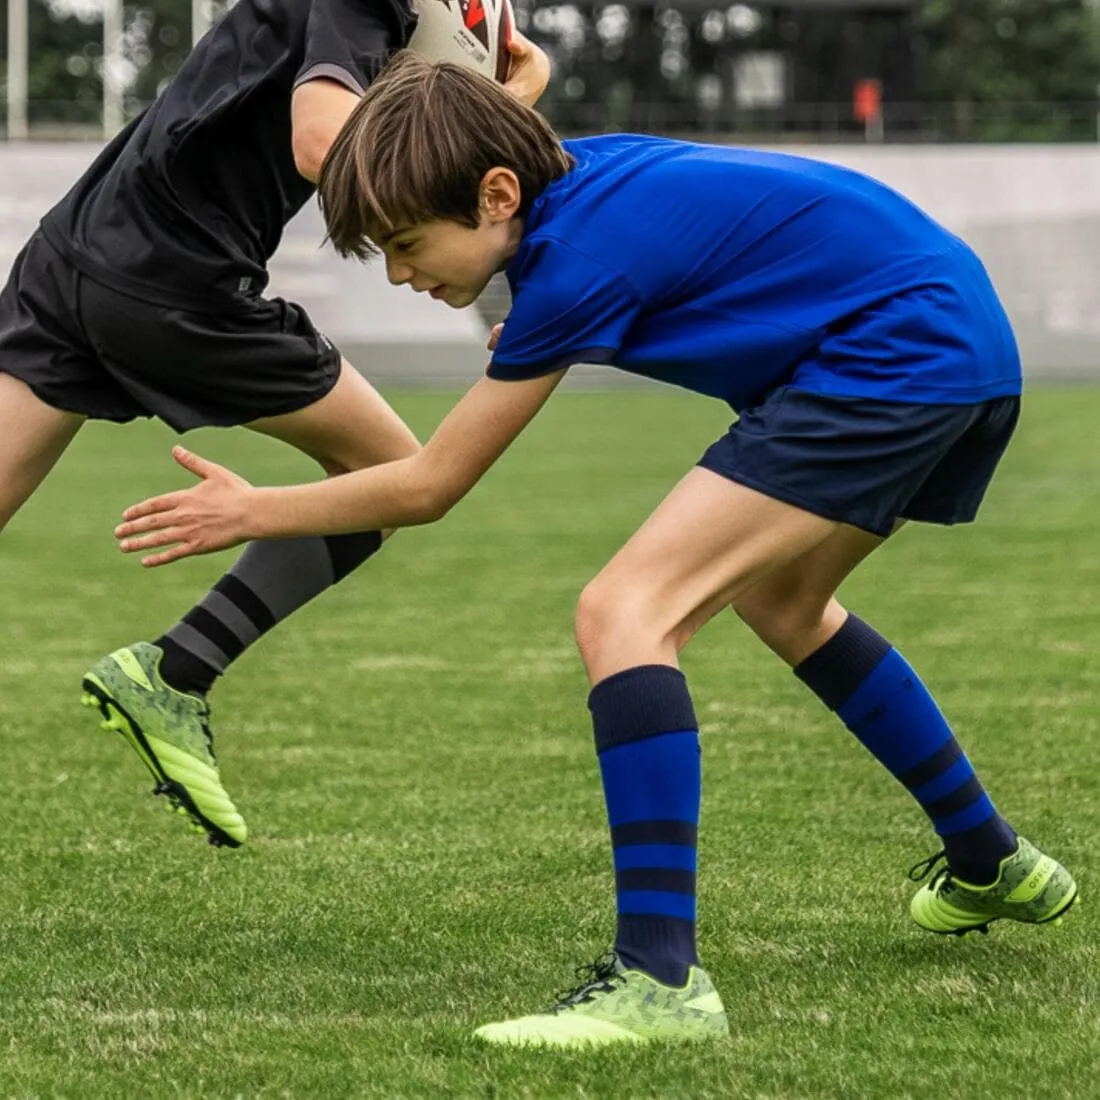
[4, 99, 1100, 144]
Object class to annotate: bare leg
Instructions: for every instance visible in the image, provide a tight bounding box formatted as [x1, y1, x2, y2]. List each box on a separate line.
[247, 358, 420, 473]
[731, 523, 887, 665]
[79, 361, 425, 848]
[573, 467, 1017, 992]
[574, 468, 838, 986]
[0, 374, 85, 530]
[732, 522, 1018, 885]
[153, 361, 421, 692]
[574, 468, 839, 684]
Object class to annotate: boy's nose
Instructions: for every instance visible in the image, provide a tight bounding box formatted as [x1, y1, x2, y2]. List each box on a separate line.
[386, 258, 413, 286]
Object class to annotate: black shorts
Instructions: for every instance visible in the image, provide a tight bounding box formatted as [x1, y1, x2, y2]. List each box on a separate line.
[698, 385, 1021, 537]
[0, 231, 342, 432]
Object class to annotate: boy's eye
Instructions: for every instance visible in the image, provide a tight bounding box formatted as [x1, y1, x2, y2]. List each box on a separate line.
[392, 240, 415, 254]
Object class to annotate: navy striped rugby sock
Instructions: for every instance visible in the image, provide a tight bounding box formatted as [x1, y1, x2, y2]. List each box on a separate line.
[795, 613, 1017, 884]
[589, 664, 701, 987]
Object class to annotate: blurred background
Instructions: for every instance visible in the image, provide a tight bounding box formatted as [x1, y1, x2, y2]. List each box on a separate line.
[3, 0, 1100, 385]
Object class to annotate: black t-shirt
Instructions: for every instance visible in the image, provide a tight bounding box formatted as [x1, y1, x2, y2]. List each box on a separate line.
[40, 0, 415, 309]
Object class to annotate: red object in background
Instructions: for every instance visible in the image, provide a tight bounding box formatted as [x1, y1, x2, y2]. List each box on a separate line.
[853, 79, 883, 123]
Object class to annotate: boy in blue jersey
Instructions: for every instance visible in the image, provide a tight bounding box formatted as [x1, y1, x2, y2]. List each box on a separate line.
[112, 53, 1078, 1047]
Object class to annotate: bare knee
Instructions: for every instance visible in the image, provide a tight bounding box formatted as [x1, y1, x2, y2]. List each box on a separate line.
[0, 470, 42, 527]
[575, 577, 625, 666]
[735, 585, 823, 639]
[574, 573, 672, 671]
[0, 463, 64, 529]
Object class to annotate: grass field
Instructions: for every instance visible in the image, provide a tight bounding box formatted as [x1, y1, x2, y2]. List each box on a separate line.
[1, 386, 1098, 1099]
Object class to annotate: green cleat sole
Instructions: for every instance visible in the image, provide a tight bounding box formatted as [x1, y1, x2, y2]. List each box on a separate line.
[927, 882, 1079, 938]
[81, 674, 244, 849]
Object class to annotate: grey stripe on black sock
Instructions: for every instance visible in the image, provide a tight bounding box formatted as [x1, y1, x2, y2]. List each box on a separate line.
[157, 532, 383, 694]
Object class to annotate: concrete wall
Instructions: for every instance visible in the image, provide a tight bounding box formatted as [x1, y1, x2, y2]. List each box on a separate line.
[2, 142, 1099, 386]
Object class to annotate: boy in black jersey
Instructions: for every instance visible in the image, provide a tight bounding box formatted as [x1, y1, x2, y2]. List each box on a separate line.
[0, 0, 549, 847]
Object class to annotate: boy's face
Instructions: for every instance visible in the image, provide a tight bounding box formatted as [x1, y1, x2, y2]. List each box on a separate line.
[376, 169, 523, 310]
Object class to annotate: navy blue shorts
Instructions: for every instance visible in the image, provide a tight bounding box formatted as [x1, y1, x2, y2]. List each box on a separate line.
[698, 386, 1020, 537]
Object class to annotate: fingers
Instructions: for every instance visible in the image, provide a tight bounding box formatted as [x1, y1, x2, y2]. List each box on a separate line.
[172, 445, 223, 480]
[117, 526, 185, 554]
[140, 542, 202, 568]
[117, 522, 207, 567]
[121, 490, 189, 523]
[501, 32, 550, 106]
[116, 446, 250, 567]
[116, 509, 178, 540]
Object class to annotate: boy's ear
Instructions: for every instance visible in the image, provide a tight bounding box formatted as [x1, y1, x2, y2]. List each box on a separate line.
[479, 168, 522, 222]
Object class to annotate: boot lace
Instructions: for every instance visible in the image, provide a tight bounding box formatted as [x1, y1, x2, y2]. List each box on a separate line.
[551, 953, 624, 1013]
[908, 849, 951, 889]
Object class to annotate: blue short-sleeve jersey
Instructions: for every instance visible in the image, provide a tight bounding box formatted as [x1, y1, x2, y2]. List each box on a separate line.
[488, 136, 1021, 409]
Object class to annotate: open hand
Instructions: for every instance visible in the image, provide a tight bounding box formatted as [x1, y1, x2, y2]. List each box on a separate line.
[115, 446, 257, 567]
[501, 31, 551, 108]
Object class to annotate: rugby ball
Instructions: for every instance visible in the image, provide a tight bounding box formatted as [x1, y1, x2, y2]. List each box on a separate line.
[408, 0, 515, 83]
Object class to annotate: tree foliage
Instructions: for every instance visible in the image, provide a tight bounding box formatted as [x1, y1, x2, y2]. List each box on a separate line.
[1, 0, 190, 129]
[912, 0, 1100, 137]
[4, 0, 1100, 137]
[915, 0, 1100, 102]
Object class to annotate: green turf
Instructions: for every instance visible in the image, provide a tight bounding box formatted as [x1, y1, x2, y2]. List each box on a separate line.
[1, 387, 1097, 1099]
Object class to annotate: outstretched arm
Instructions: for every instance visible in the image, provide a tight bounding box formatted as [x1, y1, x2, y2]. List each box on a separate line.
[116, 370, 567, 566]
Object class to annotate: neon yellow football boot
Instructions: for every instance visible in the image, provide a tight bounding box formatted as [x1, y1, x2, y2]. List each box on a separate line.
[474, 953, 729, 1049]
[81, 642, 246, 847]
[909, 837, 1077, 935]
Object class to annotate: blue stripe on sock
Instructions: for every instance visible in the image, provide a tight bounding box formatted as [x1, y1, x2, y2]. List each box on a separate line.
[600, 731, 700, 827]
[617, 890, 697, 921]
[612, 844, 697, 872]
[936, 794, 996, 836]
[910, 755, 974, 806]
[836, 650, 953, 774]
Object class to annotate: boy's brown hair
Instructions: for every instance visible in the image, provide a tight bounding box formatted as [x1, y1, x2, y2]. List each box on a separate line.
[319, 50, 575, 259]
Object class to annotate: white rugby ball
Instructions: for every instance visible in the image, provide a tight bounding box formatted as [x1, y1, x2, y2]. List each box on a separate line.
[408, 0, 515, 83]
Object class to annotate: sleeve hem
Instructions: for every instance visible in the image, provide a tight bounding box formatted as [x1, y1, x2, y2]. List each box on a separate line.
[294, 61, 377, 95]
[488, 347, 616, 380]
